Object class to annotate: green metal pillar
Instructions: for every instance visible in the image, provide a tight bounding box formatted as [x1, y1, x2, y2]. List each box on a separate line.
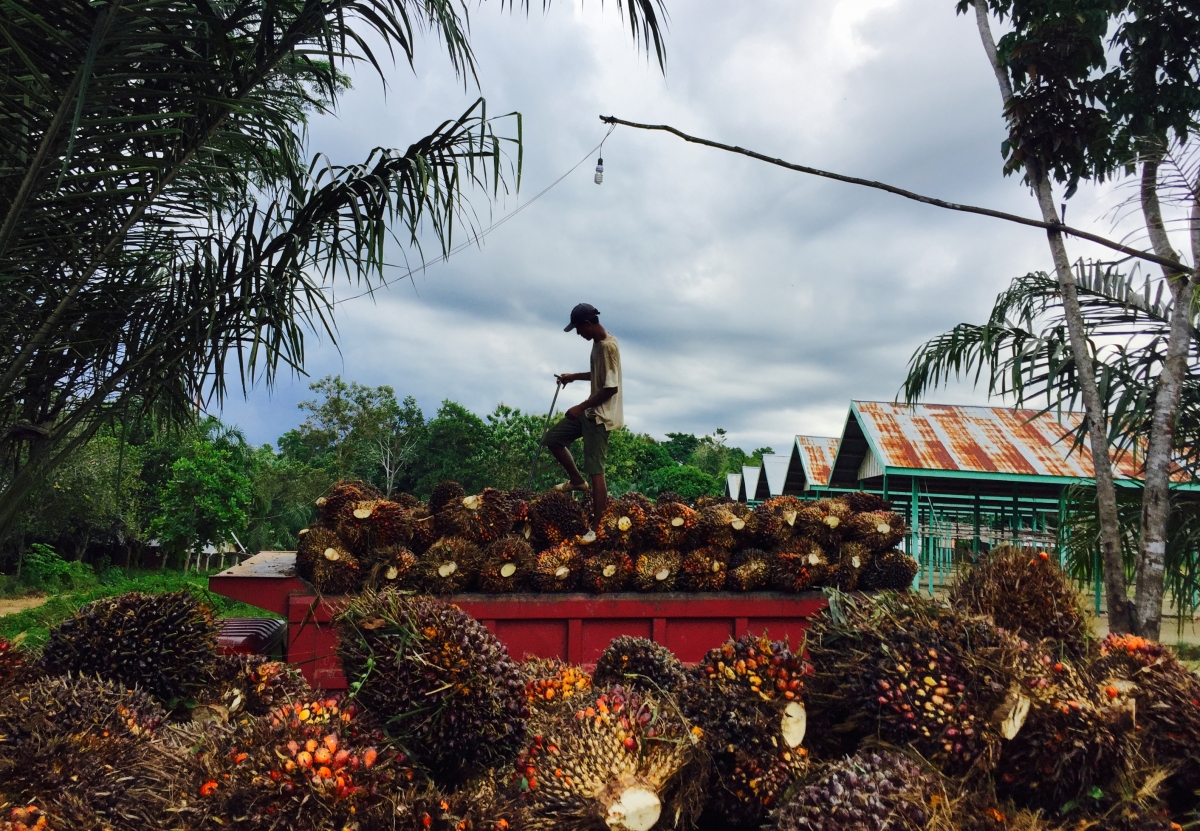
[882, 472, 889, 504]
[973, 490, 981, 555]
[910, 477, 921, 591]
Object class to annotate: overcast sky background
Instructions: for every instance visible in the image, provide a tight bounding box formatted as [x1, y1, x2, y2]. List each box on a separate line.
[219, 0, 1160, 453]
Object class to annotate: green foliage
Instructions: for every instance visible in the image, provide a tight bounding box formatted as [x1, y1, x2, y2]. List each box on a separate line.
[605, 428, 675, 494]
[0, 568, 276, 649]
[663, 432, 701, 464]
[20, 544, 96, 592]
[241, 448, 332, 553]
[642, 465, 722, 499]
[150, 440, 252, 561]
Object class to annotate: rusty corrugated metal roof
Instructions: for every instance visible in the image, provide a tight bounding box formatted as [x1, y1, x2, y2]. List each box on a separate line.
[795, 435, 840, 487]
[852, 401, 1182, 481]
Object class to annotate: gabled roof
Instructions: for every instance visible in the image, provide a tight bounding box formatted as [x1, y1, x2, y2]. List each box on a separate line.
[726, 472, 742, 501]
[741, 465, 769, 501]
[760, 453, 791, 497]
[828, 401, 1187, 486]
[794, 435, 840, 489]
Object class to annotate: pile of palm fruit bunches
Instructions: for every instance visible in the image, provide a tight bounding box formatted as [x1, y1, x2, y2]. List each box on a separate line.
[293, 479, 919, 597]
[3, 547, 1199, 831]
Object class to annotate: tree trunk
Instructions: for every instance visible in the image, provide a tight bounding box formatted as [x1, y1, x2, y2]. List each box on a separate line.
[971, 1, 1131, 631]
[1132, 160, 1199, 638]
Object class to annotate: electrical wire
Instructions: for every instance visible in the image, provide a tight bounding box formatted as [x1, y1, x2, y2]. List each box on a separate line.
[331, 124, 616, 306]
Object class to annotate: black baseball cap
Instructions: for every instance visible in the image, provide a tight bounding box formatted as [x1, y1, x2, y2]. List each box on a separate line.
[564, 302, 600, 331]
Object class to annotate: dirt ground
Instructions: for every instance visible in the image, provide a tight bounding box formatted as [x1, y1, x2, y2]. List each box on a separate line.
[0, 595, 47, 617]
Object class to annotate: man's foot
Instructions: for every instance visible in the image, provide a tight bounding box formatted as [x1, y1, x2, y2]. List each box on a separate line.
[552, 480, 590, 493]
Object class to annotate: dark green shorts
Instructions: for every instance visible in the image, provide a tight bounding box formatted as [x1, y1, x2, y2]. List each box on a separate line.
[543, 414, 609, 477]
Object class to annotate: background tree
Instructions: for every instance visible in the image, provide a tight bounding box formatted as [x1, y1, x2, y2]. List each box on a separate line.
[0, 0, 665, 545]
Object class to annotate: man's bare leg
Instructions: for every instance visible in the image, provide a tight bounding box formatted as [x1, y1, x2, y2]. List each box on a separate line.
[549, 445, 587, 488]
[591, 473, 608, 530]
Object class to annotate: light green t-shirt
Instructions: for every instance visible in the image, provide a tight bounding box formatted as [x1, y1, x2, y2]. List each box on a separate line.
[586, 334, 623, 431]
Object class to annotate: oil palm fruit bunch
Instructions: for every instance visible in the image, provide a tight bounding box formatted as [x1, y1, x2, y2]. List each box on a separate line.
[592, 636, 688, 695]
[651, 501, 697, 549]
[679, 546, 729, 591]
[841, 491, 891, 513]
[365, 544, 419, 590]
[40, 590, 217, 705]
[804, 591, 1019, 773]
[728, 502, 759, 547]
[418, 536, 481, 594]
[798, 498, 852, 549]
[844, 510, 907, 552]
[516, 685, 703, 831]
[349, 498, 413, 548]
[200, 654, 314, 719]
[1091, 634, 1200, 810]
[478, 535, 536, 593]
[684, 634, 809, 827]
[597, 496, 650, 550]
[531, 542, 583, 592]
[522, 659, 593, 714]
[506, 491, 534, 541]
[295, 525, 362, 595]
[0, 805, 53, 831]
[768, 750, 939, 831]
[630, 550, 681, 592]
[698, 504, 747, 550]
[529, 491, 589, 547]
[408, 504, 440, 553]
[459, 488, 515, 545]
[949, 546, 1089, 654]
[828, 542, 870, 591]
[728, 548, 774, 592]
[190, 694, 413, 831]
[753, 496, 804, 547]
[655, 490, 687, 505]
[336, 591, 528, 785]
[392, 492, 420, 509]
[429, 479, 466, 514]
[771, 539, 830, 592]
[993, 647, 1133, 813]
[582, 549, 633, 593]
[317, 479, 384, 522]
[695, 494, 734, 509]
[858, 549, 919, 591]
[0, 675, 169, 831]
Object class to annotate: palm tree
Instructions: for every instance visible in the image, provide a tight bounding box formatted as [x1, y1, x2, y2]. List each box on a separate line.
[0, 0, 666, 541]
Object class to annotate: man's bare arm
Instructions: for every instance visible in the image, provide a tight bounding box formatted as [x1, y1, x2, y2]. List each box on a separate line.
[556, 371, 590, 384]
[566, 386, 616, 419]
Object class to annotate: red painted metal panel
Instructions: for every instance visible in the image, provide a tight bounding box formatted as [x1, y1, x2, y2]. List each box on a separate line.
[580, 618, 653, 662]
[748, 617, 813, 652]
[664, 618, 735, 662]
[492, 619, 568, 661]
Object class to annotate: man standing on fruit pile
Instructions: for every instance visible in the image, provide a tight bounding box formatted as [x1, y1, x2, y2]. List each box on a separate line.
[545, 302, 622, 530]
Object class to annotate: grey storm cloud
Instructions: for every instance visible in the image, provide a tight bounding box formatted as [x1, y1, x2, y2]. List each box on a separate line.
[219, 0, 1146, 452]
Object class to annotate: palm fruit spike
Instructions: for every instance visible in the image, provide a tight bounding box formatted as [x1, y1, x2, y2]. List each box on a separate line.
[582, 549, 633, 593]
[364, 544, 418, 590]
[803, 591, 1020, 773]
[770, 750, 940, 831]
[295, 523, 337, 582]
[191, 694, 413, 830]
[0, 673, 165, 745]
[460, 487, 515, 545]
[828, 542, 870, 591]
[992, 644, 1134, 813]
[418, 536, 481, 594]
[948, 545, 1089, 653]
[310, 538, 362, 595]
[522, 658, 592, 715]
[337, 591, 528, 785]
[366, 499, 413, 546]
[844, 510, 907, 552]
[697, 504, 745, 550]
[517, 685, 703, 831]
[655, 490, 687, 505]
[40, 590, 217, 705]
[728, 548, 774, 592]
[392, 491, 420, 508]
[753, 495, 804, 546]
[840, 491, 891, 513]
[598, 496, 650, 549]
[771, 539, 829, 593]
[651, 501, 697, 549]
[679, 546, 729, 592]
[592, 636, 688, 694]
[317, 479, 383, 521]
[684, 633, 809, 827]
[505, 490, 534, 540]
[198, 653, 314, 718]
[478, 535, 536, 593]
[429, 479, 466, 514]
[630, 549, 681, 592]
[858, 549, 918, 591]
[408, 503, 439, 553]
[529, 491, 589, 547]
[1091, 634, 1200, 810]
[531, 542, 583, 592]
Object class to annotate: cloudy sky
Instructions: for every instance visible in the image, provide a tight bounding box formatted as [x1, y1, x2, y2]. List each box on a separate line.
[220, 0, 1153, 453]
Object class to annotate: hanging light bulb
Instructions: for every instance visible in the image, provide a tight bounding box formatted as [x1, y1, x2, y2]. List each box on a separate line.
[594, 157, 604, 185]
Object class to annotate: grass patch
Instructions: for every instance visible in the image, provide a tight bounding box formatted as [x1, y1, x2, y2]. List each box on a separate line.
[1174, 642, 1200, 662]
[0, 569, 279, 649]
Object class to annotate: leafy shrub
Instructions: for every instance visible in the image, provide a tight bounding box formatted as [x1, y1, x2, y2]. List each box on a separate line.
[21, 545, 96, 591]
[641, 465, 721, 500]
